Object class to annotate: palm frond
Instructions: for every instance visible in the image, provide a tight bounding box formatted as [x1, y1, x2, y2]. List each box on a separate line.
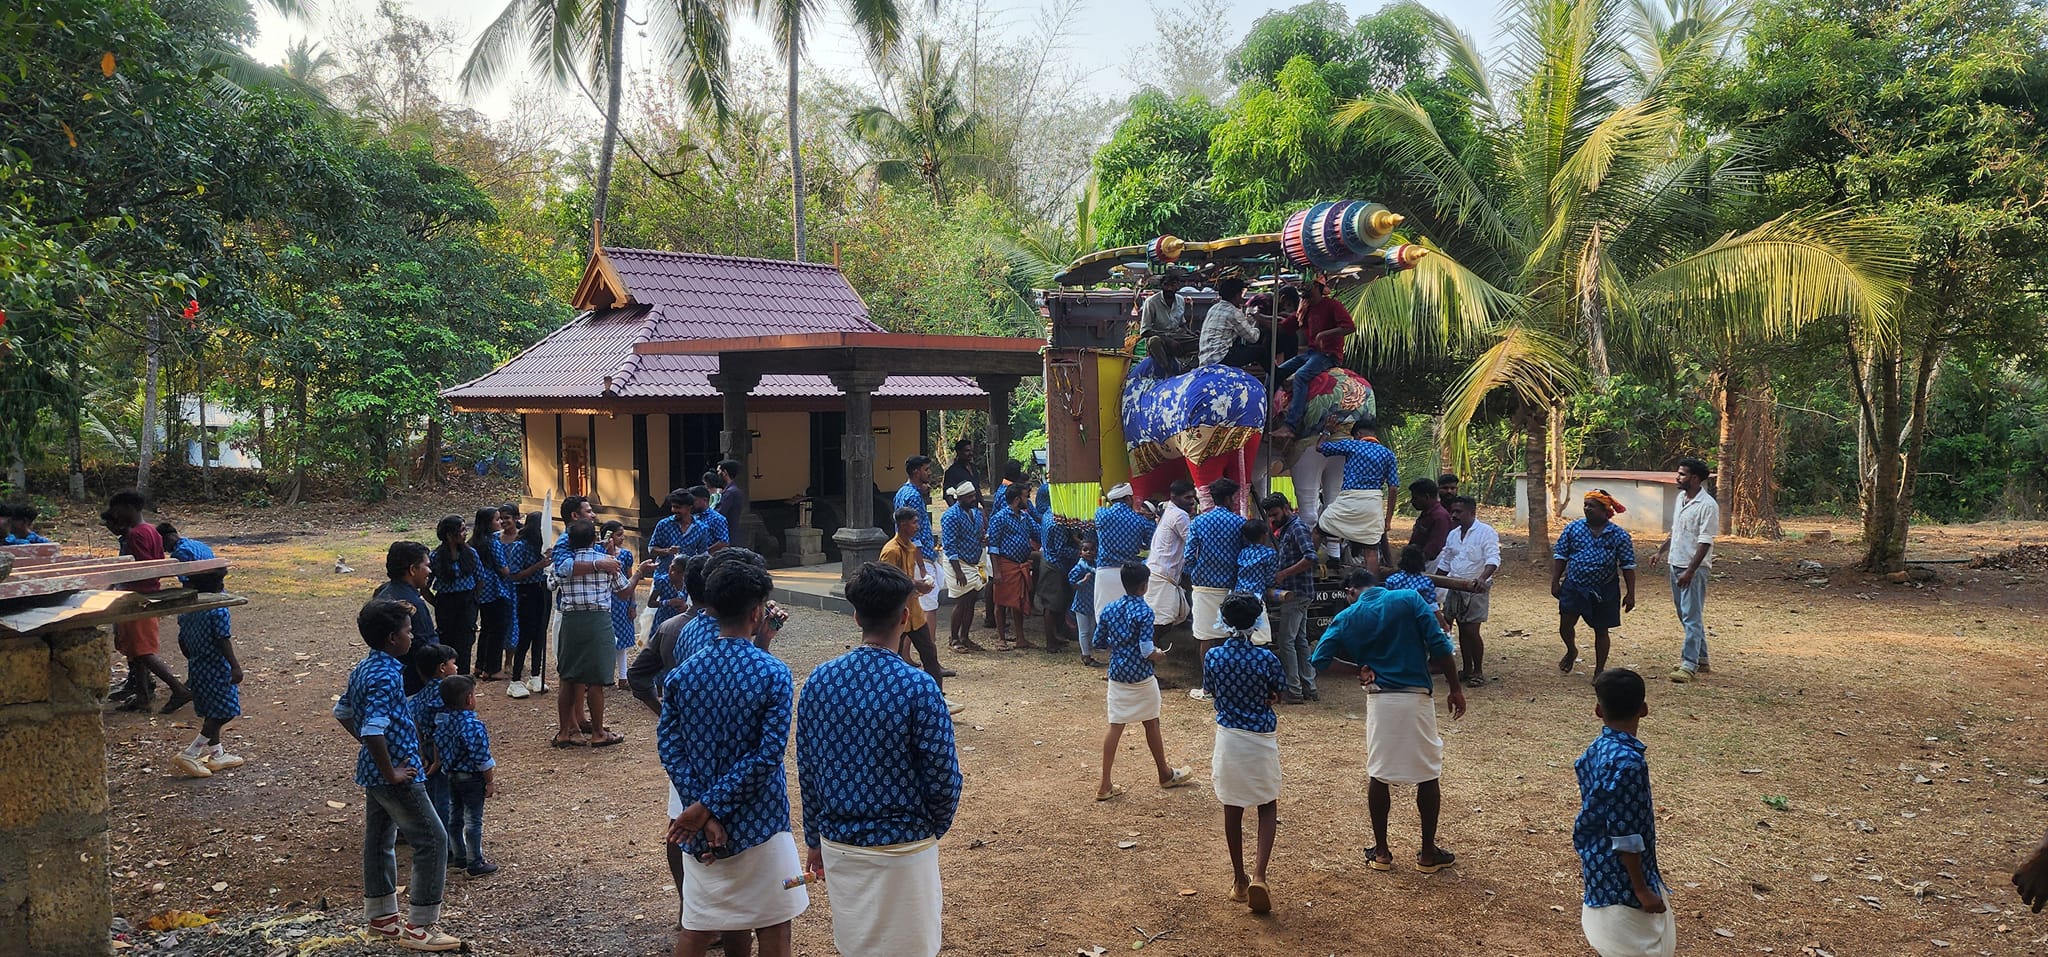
[1439, 322, 1583, 466]
[1346, 238, 1528, 364]
[1336, 93, 1521, 258]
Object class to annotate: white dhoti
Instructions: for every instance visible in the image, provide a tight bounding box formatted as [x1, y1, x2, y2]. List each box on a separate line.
[668, 783, 684, 819]
[679, 831, 809, 932]
[919, 558, 942, 612]
[821, 837, 942, 957]
[1210, 726, 1281, 807]
[1106, 677, 1161, 725]
[1316, 488, 1386, 545]
[1093, 573, 1128, 623]
[944, 557, 987, 597]
[1191, 587, 1229, 641]
[1582, 903, 1677, 957]
[1364, 690, 1443, 785]
[1144, 573, 1188, 626]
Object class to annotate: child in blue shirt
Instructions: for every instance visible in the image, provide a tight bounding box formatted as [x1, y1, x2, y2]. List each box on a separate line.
[1575, 668, 1670, 956]
[1383, 544, 1441, 608]
[1204, 593, 1283, 913]
[335, 599, 460, 951]
[169, 567, 244, 780]
[433, 676, 498, 877]
[1095, 563, 1194, 801]
[4, 502, 51, 544]
[600, 520, 639, 682]
[1068, 533, 1099, 667]
[409, 645, 459, 839]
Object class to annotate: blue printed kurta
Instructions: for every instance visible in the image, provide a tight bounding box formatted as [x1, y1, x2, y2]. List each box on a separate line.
[430, 545, 479, 595]
[435, 710, 497, 773]
[1235, 543, 1278, 598]
[940, 503, 985, 563]
[176, 607, 238, 720]
[1382, 570, 1440, 607]
[1553, 519, 1637, 587]
[658, 637, 796, 857]
[795, 646, 962, 848]
[605, 546, 638, 649]
[410, 677, 447, 760]
[987, 508, 1037, 562]
[1575, 727, 1664, 908]
[335, 650, 420, 788]
[1203, 636, 1282, 733]
[1041, 513, 1077, 565]
[1098, 595, 1158, 685]
[1315, 438, 1398, 490]
[648, 515, 685, 576]
[894, 483, 936, 562]
[1184, 508, 1247, 589]
[696, 507, 730, 545]
[675, 610, 721, 664]
[1068, 560, 1095, 617]
[1093, 505, 1156, 567]
[473, 537, 511, 606]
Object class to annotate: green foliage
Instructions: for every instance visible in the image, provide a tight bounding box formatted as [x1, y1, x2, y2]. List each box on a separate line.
[1226, 0, 1363, 85]
[1090, 91, 1237, 246]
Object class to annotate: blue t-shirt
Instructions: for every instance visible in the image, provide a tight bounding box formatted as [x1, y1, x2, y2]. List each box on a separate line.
[1068, 560, 1096, 617]
[1310, 587, 1453, 691]
[1184, 508, 1246, 589]
[1575, 727, 1663, 908]
[794, 646, 962, 849]
[1316, 438, 1398, 490]
[1098, 595, 1158, 685]
[1204, 635, 1282, 733]
[1553, 519, 1637, 588]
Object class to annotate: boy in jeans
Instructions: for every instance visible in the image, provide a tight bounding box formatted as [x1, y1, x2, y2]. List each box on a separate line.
[434, 675, 498, 877]
[335, 599, 461, 952]
[1576, 668, 1672, 957]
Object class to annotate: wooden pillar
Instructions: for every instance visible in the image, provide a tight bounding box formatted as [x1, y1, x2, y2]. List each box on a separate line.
[829, 371, 890, 582]
[977, 374, 1021, 478]
[707, 370, 761, 477]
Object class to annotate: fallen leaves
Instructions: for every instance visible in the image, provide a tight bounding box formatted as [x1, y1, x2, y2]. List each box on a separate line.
[139, 910, 214, 931]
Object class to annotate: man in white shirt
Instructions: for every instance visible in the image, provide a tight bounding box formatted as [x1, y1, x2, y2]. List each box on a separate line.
[1432, 496, 1500, 687]
[1143, 480, 1197, 626]
[1139, 274, 1199, 374]
[1653, 459, 1720, 683]
[1199, 277, 1262, 367]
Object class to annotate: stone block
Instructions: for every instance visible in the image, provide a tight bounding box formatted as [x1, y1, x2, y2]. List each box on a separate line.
[783, 527, 827, 566]
[48, 630, 109, 699]
[0, 637, 51, 707]
[0, 713, 107, 830]
[24, 831, 110, 957]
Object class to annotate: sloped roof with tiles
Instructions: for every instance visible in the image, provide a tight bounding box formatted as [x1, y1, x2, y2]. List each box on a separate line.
[443, 248, 986, 412]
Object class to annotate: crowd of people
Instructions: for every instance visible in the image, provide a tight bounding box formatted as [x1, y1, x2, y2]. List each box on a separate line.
[19, 427, 2043, 957]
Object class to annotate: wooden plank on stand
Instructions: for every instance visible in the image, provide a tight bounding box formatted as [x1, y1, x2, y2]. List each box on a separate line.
[0, 557, 227, 601]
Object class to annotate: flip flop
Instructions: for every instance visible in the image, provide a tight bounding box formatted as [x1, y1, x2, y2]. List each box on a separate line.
[1160, 767, 1195, 789]
[1558, 650, 1578, 673]
[1365, 846, 1395, 871]
[1229, 881, 1249, 903]
[1095, 784, 1128, 802]
[590, 730, 625, 748]
[549, 734, 586, 748]
[1247, 881, 1271, 914]
[1415, 849, 1457, 873]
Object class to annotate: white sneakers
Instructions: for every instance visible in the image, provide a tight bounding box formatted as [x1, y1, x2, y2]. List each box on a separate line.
[205, 749, 245, 771]
[397, 924, 462, 952]
[945, 697, 964, 715]
[172, 753, 212, 778]
[506, 680, 530, 699]
[1188, 689, 1213, 701]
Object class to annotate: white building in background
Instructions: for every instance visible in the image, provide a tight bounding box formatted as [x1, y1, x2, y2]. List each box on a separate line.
[175, 396, 261, 469]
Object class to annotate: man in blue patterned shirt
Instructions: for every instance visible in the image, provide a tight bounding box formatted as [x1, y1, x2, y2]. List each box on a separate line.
[1205, 593, 1284, 914]
[1096, 563, 1195, 801]
[432, 676, 499, 877]
[659, 561, 807, 956]
[1262, 493, 1319, 703]
[895, 456, 942, 623]
[1184, 478, 1247, 700]
[688, 485, 731, 547]
[1313, 417, 1399, 573]
[334, 599, 461, 952]
[1551, 490, 1638, 676]
[987, 484, 1040, 650]
[1575, 669, 1671, 957]
[940, 483, 987, 651]
[1090, 484, 1157, 616]
[647, 490, 693, 577]
[796, 562, 962, 957]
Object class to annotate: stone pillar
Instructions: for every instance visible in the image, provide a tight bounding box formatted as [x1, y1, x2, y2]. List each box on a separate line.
[829, 371, 890, 582]
[977, 374, 1021, 478]
[706, 370, 762, 475]
[0, 626, 112, 957]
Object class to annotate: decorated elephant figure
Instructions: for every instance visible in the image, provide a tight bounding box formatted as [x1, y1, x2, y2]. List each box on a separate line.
[1122, 358, 1266, 511]
[1277, 368, 1376, 526]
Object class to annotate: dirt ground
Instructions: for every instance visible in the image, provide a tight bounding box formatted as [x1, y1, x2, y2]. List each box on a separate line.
[60, 496, 2048, 956]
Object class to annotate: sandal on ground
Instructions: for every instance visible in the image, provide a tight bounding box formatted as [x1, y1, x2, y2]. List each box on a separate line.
[1160, 767, 1195, 789]
[1558, 649, 1578, 673]
[1415, 848, 1457, 873]
[1095, 784, 1128, 802]
[1247, 880, 1271, 914]
[1464, 672, 1487, 688]
[1364, 845, 1395, 871]
[549, 733, 587, 748]
[1080, 656, 1103, 668]
[589, 730, 625, 747]
[1229, 879, 1249, 903]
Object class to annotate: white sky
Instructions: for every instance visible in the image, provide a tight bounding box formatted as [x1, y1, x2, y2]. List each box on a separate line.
[249, 0, 1506, 123]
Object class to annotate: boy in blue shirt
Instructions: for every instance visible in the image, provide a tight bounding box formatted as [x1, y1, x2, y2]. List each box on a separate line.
[169, 567, 244, 780]
[1095, 563, 1194, 801]
[1205, 593, 1283, 914]
[1383, 544, 1442, 610]
[1068, 533, 1100, 667]
[4, 502, 51, 544]
[434, 676, 499, 877]
[410, 645, 459, 838]
[1576, 668, 1671, 957]
[335, 599, 461, 951]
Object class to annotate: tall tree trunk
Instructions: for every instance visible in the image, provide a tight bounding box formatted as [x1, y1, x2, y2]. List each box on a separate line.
[788, 53, 808, 261]
[1516, 400, 1551, 548]
[197, 352, 213, 500]
[285, 375, 308, 507]
[1890, 335, 1944, 558]
[588, 0, 628, 251]
[418, 417, 445, 486]
[1546, 398, 1569, 525]
[1857, 343, 1906, 571]
[5, 434, 24, 492]
[1714, 365, 1737, 535]
[139, 312, 160, 495]
[1715, 363, 1783, 539]
[1580, 227, 1611, 387]
[67, 351, 85, 500]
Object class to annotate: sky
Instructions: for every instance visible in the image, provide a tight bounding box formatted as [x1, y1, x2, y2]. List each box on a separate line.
[248, 0, 1506, 123]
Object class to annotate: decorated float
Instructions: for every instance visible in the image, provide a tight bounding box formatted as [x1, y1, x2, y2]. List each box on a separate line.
[1041, 200, 1424, 531]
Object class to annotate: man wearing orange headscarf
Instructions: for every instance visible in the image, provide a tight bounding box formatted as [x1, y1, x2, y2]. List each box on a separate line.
[1550, 490, 1637, 676]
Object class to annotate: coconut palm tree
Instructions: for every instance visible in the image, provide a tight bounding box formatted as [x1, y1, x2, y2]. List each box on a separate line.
[279, 37, 337, 88]
[463, 0, 733, 250]
[847, 35, 991, 207]
[1333, 0, 1909, 544]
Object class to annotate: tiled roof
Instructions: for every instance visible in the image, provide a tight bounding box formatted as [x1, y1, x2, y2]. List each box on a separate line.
[443, 248, 986, 405]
